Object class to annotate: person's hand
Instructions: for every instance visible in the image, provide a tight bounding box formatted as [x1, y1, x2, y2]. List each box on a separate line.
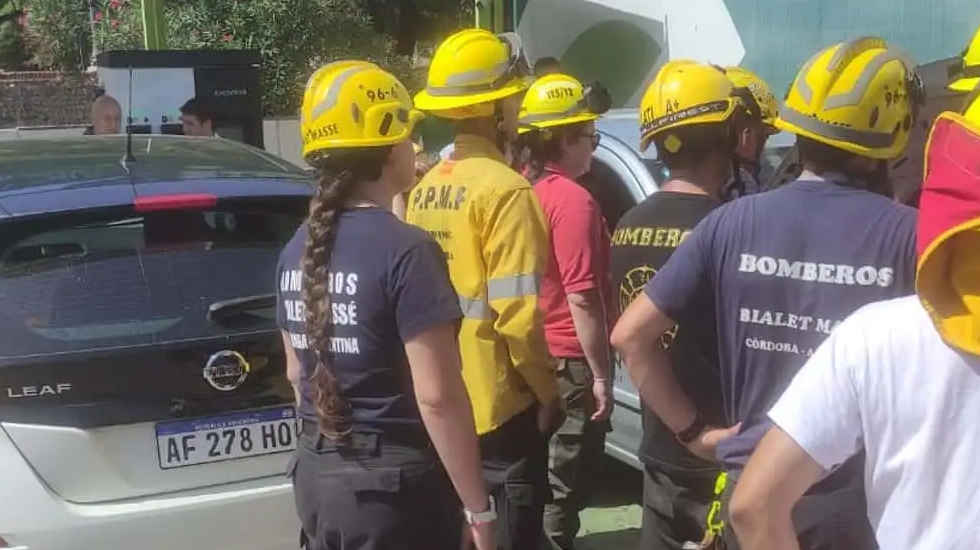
[536, 395, 566, 437]
[590, 378, 614, 422]
[466, 521, 495, 550]
[685, 423, 741, 463]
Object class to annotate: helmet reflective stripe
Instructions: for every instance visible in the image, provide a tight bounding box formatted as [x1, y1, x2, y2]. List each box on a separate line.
[519, 104, 589, 125]
[641, 100, 732, 136]
[821, 50, 916, 110]
[426, 60, 515, 97]
[779, 108, 895, 149]
[300, 61, 422, 157]
[794, 52, 821, 105]
[426, 37, 522, 97]
[445, 60, 512, 87]
[777, 37, 917, 159]
[414, 29, 529, 117]
[827, 36, 888, 70]
[308, 65, 374, 122]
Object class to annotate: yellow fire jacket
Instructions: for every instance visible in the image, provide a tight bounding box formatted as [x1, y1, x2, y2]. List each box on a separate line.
[406, 134, 559, 435]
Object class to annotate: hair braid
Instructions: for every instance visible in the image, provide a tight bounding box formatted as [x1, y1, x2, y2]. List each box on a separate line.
[302, 168, 358, 438]
[300, 147, 391, 439]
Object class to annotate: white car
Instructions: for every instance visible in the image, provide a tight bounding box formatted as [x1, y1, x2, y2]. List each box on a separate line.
[0, 135, 311, 549]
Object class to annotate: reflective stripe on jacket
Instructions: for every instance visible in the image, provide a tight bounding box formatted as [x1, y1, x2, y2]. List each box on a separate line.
[406, 133, 559, 434]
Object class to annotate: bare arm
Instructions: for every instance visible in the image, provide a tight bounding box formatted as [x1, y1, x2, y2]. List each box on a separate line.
[610, 294, 696, 430]
[610, 293, 737, 460]
[567, 289, 613, 421]
[404, 322, 489, 514]
[281, 330, 302, 406]
[730, 427, 825, 550]
[567, 289, 612, 380]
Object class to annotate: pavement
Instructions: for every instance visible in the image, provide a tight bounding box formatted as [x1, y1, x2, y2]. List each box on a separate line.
[574, 456, 643, 549]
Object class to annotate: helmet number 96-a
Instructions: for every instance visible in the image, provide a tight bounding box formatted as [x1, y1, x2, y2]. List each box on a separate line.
[366, 86, 399, 102]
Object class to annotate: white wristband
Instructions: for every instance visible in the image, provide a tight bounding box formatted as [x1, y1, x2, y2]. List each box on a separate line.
[464, 495, 497, 526]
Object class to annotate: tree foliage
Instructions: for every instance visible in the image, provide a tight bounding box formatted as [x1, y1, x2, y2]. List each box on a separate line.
[21, 0, 475, 114]
[0, 0, 28, 69]
[22, 0, 91, 71]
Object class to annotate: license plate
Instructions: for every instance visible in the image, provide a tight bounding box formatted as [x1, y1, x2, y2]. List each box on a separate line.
[155, 406, 297, 469]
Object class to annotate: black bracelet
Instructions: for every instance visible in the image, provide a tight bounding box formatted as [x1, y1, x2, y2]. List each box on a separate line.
[675, 411, 705, 444]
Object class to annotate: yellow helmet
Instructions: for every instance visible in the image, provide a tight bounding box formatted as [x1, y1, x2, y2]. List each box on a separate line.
[639, 60, 741, 152]
[776, 37, 923, 160]
[724, 66, 779, 126]
[300, 61, 424, 160]
[414, 29, 530, 119]
[948, 25, 980, 92]
[518, 74, 611, 134]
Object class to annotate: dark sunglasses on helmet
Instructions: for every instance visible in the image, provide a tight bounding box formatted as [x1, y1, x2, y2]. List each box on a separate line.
[581, 81, 613, 116]
[495, 32, 532, 85]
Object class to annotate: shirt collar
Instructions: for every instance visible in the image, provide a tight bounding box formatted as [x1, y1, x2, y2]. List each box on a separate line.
[799, 169, 853, 186]
[543, 162, 569, 177]
[451, 134, 506, 164]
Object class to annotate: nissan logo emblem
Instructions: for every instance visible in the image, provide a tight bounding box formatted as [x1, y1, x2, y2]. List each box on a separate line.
[203, 350, 250, 391]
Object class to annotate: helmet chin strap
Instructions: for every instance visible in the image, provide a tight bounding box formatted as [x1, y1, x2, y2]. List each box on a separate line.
[724, 136, 765, 201]
[494, 100, 510, 157]
[725, 156, 745, 201]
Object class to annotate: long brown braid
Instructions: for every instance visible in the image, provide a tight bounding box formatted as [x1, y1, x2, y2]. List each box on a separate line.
[301, 147, 390, 438]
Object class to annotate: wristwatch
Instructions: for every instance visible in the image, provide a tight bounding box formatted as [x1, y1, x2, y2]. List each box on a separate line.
[675, 411, 705, 444]
[464, 496, 497, 526]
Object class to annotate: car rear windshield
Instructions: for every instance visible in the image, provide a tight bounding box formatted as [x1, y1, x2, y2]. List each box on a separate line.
[0, 206, 304, 359]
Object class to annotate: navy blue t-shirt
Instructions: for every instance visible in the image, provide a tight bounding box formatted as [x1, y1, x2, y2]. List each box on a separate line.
[276, 207, 461, 436]
[646, 175, 917, 471]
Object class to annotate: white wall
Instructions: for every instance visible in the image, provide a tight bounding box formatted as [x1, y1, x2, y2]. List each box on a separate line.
[262, 117, 307, 169]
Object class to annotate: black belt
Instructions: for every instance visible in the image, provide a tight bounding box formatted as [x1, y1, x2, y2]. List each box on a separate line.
[299, 418, 430, 451]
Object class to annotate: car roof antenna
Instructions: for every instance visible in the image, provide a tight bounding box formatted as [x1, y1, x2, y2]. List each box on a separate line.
[121, 65, 136, 172]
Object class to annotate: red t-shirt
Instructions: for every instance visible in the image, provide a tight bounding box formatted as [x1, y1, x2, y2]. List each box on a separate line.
[531, 165, 611, 358]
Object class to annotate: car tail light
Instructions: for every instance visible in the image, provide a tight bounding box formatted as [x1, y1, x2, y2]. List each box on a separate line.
[134, 193, 218, 212]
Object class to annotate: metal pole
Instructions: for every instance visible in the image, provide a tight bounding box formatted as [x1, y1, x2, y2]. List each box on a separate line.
[142, 0, 167, 50]
[475, 0, 488, 29]
[88, 0, 98, 69]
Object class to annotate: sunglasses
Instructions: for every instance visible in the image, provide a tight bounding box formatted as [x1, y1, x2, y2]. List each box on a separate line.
[579, 131, 601, 150]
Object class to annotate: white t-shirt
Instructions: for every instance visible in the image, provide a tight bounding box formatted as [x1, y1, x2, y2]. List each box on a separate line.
[769, 295, 980, 550]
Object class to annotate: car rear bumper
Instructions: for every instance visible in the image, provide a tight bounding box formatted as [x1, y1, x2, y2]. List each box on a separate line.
[0, 426, 299, 550]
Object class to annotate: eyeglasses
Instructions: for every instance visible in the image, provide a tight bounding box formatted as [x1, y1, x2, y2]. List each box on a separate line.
[580, 131, 601, 151]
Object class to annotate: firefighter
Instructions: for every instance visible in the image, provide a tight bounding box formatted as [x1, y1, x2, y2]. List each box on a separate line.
[406, 29, 564, 550]
[279, 60, 494, 550]
[518, 73, 613, 549]
[731, 87, 980, 550]
[612, 37, 923, 549]
[723, 66, 780, 198]
[609, 60, 740, 550]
